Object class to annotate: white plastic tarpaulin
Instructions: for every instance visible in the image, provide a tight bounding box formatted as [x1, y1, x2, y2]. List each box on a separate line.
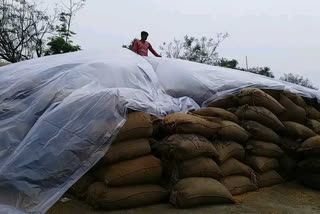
[0, 48, 319, 213]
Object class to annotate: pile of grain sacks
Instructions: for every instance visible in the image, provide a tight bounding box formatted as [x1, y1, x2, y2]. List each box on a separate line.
[66, 88, 320, 210]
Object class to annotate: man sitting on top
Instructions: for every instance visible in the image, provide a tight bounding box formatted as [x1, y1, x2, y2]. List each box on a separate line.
[133, 31, 161, 57]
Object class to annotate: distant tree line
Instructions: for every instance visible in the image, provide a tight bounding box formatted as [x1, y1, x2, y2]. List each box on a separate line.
[0, 0, 85, 63]
[124, 34, 317, 90]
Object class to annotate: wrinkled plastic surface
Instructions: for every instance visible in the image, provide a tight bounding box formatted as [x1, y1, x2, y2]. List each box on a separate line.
[0, 48, 319, 214]
[146, 57, 320, 106]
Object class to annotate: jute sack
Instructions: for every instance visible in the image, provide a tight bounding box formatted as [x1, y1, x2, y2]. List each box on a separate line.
[282, 121, 316, 140]
[277, 94, 307, 123]
[68, 174, 95, 199]
[221, 176, 258, 196]
[241, 120, 280, 144]
[237, 88, 286, 114]
[94, 155, 162, 186]
[235, 105, 285, 131]
[277, 155, 297, 180]
[279, 137, 301, 158]
[298, 173, 320, 190]
[257, 170, 284, 188]
[217, 121, 249, 144]
[153, 134, 220, 161]
[208, 96, 238, 109]
[305, 106, 320, 119]
[220, 158, 253, 177]
[246, 140, 284, 158]
[306, 119, 320, 134]
[261, 89, 282, 100]
[170, 177, 235, 208]
[213, 141, 245, 163]
[163, 113, 221, 139]
[297, 158, 320, 173]
[116, 112, 153, 142]
[87, 182, 168, 210]
[282, 91, 307, 108]
[169, 157, 223, 184]
[190, 107, 239, 123]
[99, 138, 151, 165]
[246, 156, 279, 173]
[298, 136, 320, 155]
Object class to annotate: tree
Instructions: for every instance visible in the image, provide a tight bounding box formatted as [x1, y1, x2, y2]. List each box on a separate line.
[246, 67, 274, 78]
[160, 33, 229, 65]
[45, 0, 85, 55]
[280, 73, 317, 89]
[0, 0, 55, 62]
[122, 38, 138, 50]
[216, 58, 238, 69]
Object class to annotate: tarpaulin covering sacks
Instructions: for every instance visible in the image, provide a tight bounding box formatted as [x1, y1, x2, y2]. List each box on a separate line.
[0, 48, 320, 214]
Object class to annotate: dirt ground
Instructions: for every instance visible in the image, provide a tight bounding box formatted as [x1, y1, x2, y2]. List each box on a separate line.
[47, 181, 320, 214]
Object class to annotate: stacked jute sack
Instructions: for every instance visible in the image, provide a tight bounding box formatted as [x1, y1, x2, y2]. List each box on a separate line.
[66, 88, 320, 211]
[68, 111, 168, 210]
[188, 107, 258, 196]
[151, 113, 236, 208]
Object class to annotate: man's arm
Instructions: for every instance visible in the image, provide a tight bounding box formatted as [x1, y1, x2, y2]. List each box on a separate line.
[132, 41, 138, 53]
[148, 43, 161, 57]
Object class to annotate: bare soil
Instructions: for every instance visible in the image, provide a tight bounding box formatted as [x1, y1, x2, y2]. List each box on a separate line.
[47, 181, 320, 214]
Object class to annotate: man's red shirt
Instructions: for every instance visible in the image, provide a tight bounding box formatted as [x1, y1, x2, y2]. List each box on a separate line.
[133, 40, 160, 57]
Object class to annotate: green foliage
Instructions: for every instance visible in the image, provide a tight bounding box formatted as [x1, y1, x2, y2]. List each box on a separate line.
[123, 38, 138, 50]
[216, 58, 238, 69]
[280, 73, 317, 89]
[0, 0, 55, 62]
[45, 37, 80, 55]
[160, 33, 229, 65]
[246, 67, 274, 78]
[45, 0, 85, 55]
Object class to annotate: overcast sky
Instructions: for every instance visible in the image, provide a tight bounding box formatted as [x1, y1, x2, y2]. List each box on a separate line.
[70, 0, 320, 86]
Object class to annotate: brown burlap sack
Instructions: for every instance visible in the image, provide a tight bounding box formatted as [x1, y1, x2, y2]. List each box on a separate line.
[94, 155, 162, 186]
[241, 120, 280, 144]
[213, 141, 245, 163]
[282, 91, 307, 108]
[170, 177, 235, 208]
[190, 107, 239, 123]
[246, 156, 279, 172]
[208, 96, 238, 109]
[305, 106, 320, 119]
[246, 140, 284, 158]
[306, 119, 320, 134]
[163, 113, 221, 139]
[220, 158, 253, 177]
[282, 121, 316, 140]
[217, 121, 249, 144]
[235, 105, 284, 131]
[298, 136, 320, 155]
[298, 173, 320, 190]
[277, 94, 307, 123]
[261, 89, 282, 100]
[297, 158, 320, 173]
[279, 137, 301, 158]
[68, 174, 95, 199]
[87, 182, 168, 210]
[257, 170, 284, 188]
[237, 88, 286, 114]
[169, 157, 223, 184]
[153, 134, 220, 161]
[221, 176, 258, 196]
[99, 139, 151, 165]
[115, 112, 153, 142]
[277, 155, 297, 180]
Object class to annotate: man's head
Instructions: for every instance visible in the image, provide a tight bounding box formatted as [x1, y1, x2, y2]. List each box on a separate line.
[141, 31, 149, 41]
